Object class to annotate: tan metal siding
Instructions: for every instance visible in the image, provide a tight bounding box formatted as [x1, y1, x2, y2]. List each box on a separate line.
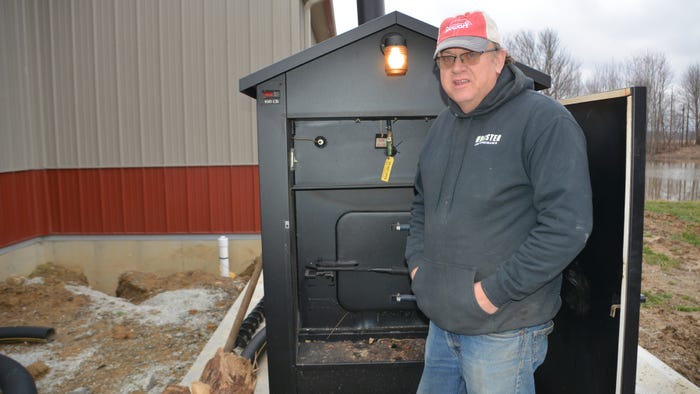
[230, 1, 256, 164]
[204, 0, 230, 165]
[94, 0, 121, 165]
[137, 0, 166, 166]
[115, 0, 144, 166]
[0, 0, 310, 172]
[0, 0, 44, 171]
[159, 0, 187, 166]
[74, 0, 100, 166]
[182, 0, 208, 165]
[48, 1, 78, 168]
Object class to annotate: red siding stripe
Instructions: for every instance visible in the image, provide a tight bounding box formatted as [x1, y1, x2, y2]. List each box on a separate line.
[0, 166, 261, 248]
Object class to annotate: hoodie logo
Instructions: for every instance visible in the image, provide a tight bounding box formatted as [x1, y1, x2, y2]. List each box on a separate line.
[474, 133, 502, 146]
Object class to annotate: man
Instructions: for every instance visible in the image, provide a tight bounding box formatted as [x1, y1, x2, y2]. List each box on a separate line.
[405, 10, 593, 393]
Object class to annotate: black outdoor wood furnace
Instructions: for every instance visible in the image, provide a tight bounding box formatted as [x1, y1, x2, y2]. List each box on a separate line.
[240, 12, 646, 394]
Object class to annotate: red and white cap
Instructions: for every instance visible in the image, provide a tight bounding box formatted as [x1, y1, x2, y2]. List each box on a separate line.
[434, 11, 501, 58]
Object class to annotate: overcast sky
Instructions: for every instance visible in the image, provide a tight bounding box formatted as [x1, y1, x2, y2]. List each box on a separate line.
[333, 0, 700, 84]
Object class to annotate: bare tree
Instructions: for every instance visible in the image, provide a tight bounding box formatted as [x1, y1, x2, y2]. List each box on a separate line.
[626, 51, 672, 153]
[506, 30, 539, 69]
[681, 63, 700, 145]
[584, 62, 624, 95]
[505, 29, 582, 99]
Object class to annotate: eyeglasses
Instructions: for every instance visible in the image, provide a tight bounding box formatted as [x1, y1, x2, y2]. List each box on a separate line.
[435, 48, 500, 68]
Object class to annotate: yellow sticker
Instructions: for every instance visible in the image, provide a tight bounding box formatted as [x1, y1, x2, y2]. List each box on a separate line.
[381, 156, 394, 183]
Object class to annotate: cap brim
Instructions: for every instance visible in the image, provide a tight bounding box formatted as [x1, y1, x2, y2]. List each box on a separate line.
[433, 36, 490, 58]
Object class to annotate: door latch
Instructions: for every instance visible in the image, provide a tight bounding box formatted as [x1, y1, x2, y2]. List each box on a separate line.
[609, 304, 621, 318]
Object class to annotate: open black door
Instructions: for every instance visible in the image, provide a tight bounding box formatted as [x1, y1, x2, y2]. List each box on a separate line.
[537, 87, 647, 394]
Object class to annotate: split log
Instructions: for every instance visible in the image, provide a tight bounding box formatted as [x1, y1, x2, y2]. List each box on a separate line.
[162, 384, 191, 394]
[196, 347, 256, 394]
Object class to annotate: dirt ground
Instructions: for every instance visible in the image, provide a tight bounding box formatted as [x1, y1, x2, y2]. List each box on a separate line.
[649, 144, 700, 161]
[2, 214, 698, 394]
[0, 264, 249, 393]
[639, 144, 700, 386]
[638, 210, 700, 386]
[0, 146, 698, 393]
[639, 209, 700, 386]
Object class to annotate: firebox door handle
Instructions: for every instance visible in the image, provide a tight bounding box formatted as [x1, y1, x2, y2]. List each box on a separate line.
[392, 293, 417, 302]
[314, 260, 359, 268]
[391, 222, 410, 231]
[307, 261, 409, 275]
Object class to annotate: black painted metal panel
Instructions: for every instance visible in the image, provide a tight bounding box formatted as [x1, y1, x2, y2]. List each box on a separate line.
[336, 211, 413, 311]
[297, 362, 423, 393]
[255, 76, 298, 394]
[357, 0, 385, 25]
[240, 12, 437, 99]
[295, 187, 427, 330]
[286, 26, 445, 118]
[621, 87, 646, 394]
[293, 118, 431, 186]
[536, 89, 646, 394]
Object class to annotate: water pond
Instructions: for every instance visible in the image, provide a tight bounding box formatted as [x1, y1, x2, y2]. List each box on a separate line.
[645, 160, 700, 201]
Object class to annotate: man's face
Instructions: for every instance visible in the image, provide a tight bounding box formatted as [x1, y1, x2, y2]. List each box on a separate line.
[438, 46, 506, 114]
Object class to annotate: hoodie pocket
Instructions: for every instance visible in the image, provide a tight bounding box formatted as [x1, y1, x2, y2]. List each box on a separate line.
[411, 262, 492, 333]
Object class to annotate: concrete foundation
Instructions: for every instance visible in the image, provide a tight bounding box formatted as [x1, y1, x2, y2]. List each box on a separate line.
[0, 235, 261, 294]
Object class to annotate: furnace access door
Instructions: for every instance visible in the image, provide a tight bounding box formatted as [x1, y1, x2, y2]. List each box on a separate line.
[293, 118, 428, 320]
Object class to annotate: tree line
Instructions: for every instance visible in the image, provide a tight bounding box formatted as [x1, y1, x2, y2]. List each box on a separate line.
[506, 29, 700, 154]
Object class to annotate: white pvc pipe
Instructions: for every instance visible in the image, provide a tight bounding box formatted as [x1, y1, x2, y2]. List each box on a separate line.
[218, 236, 229, 278]
[304, 0, 323, 47]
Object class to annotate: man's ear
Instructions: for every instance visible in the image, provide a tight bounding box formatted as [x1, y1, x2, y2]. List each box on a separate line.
[495, 51, 507, 74]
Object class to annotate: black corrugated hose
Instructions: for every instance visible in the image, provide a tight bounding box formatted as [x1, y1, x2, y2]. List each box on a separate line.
[0, 326, 55, 343]
[232, 298, 266, 362]
[0, 326, 54, 393]
[240, 327, 267, 362]
[0, 353, 37, 394]
[234, 298, 265, 349]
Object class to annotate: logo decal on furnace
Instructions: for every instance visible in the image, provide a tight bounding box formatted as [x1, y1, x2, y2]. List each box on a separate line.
[474, 133, 502, 146]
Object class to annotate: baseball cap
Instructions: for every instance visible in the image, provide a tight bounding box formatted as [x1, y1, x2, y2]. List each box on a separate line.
[433, 11, 501, 58]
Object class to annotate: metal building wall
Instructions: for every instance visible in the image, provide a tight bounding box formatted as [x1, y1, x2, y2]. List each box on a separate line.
[1, 0, 309, 170]
[0, 0, 46, 172]
[0, 0, 319, 248]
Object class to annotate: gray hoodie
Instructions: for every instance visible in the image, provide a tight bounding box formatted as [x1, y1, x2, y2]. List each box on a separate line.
[405, 64, 593, 335]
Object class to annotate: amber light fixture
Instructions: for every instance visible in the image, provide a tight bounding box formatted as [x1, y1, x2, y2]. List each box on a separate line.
[381, 33, 408, 76]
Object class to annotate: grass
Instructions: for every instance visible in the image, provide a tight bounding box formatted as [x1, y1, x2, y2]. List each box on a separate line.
[676, 305, 700, 312]
[644, 201, 700, 267]
[642, 291, 700, 311]
[643, 290, 672, 307]
[642, 245, 680, 270]
[677, 295, 700, 312]
[642, 201, 700, 315]
[675, 231, 700, 247]
[645, 201, 700, 224]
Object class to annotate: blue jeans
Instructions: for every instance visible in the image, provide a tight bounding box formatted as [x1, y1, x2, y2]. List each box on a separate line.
[417, 320, 554, 394]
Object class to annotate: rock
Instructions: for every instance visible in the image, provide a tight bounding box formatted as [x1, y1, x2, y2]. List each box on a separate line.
[145, 373, 158, 390]
[111, 324, 135, 339]
[29, 262, 88, 286]
[115, 271, 157, 303]
[5, 275, 27, 286]
[67, 388, 92, 394]
[74, 329, 96, 340]
[115, 270, 239, 304]
[26, 361, 50, 379]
